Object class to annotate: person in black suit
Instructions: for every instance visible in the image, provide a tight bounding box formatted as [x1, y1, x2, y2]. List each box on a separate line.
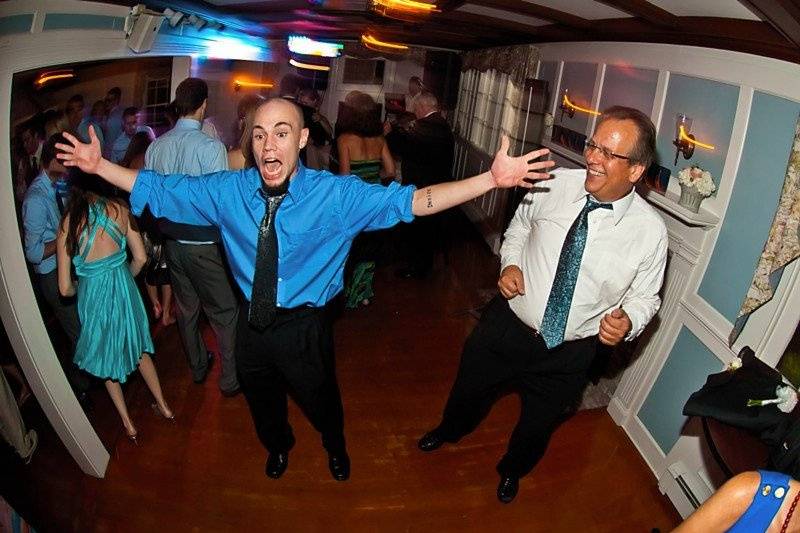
[386, 91, 455, 278]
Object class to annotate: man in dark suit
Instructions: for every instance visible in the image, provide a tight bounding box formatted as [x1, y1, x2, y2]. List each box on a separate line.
[386, 91, 455, 277]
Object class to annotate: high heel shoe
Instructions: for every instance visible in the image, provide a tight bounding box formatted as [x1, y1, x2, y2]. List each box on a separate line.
[124, 425, 139, 445]
[151, 403, 176, 423]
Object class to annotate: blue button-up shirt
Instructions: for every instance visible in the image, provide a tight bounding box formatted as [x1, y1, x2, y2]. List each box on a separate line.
[22, 172, 60, 274]
[144, 118, 227, 175]
[130, 164, 416, 306]
[109, 125, 155, 163]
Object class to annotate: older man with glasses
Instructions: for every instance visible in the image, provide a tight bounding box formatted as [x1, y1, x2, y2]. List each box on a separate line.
[418, 105, 669, 504]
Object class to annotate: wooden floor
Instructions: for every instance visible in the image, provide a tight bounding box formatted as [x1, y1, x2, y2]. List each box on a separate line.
[3, 214, 682, 532]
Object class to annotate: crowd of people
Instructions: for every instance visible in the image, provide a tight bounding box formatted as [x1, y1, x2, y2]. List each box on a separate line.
[6, 71, 693, 511]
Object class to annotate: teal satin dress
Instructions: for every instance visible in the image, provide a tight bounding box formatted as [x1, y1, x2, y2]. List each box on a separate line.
[72, 201, 153, 383]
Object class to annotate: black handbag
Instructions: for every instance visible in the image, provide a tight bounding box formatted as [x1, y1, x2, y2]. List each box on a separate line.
[145, 242, 170, 286]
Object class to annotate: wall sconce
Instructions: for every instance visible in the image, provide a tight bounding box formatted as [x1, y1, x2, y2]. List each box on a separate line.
[673, 113, 715, 165]
[559, 90, 601, 120]
[234, 79, 274, 91]
[34, 69, 75, 89]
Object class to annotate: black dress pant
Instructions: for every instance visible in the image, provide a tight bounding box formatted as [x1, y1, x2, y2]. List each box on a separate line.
[436, 296, 597, 478]
[236, 303, 346, 456]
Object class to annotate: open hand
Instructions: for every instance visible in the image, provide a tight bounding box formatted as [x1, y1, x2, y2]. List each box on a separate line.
[497, 265, 525, 299]
[490, 135, 555, 189]
[55, 126, 102, 174]
[599, 307, 631, 346]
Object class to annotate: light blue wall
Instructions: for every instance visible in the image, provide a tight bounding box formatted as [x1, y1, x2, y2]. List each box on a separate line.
[656, 74, 738, 183]
[639, 327, 722, 451]
[557, 62, 597, 137]
[599, 65, 658, 117]
[698, 93, 800, 321]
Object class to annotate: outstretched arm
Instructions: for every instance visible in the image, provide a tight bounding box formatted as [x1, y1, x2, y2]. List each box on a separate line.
[55, 126, 139, 192]
[411, 135, 554, 216]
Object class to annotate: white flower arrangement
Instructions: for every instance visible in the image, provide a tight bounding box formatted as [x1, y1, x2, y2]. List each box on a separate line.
[677, 165, 716, 197]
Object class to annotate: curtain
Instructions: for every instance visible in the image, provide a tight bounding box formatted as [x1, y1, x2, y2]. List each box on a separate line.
[453, 44, 540, 156]
[730, 114, 800, 346]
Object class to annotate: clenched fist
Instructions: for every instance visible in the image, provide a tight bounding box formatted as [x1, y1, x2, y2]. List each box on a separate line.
[498, 265, 525, 299]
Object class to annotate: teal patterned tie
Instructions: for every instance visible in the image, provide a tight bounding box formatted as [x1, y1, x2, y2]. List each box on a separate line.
[540, 196, 612, 349]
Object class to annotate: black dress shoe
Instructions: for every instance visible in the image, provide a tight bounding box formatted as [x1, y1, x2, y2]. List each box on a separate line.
[497, 476, 519, 503]
[418, 431, 445, 452]
[220, 386, 241, 398]
[328, 453, 350, 481]
[265, 452, 289, 479]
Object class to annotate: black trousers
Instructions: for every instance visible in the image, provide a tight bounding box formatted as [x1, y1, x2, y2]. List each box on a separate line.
[436, 296, 597, 478]
[235, 303, 346, 456]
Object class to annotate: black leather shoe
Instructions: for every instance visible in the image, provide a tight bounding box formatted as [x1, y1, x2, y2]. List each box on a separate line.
[497, 476, 519, 503]
[220, 386, 240, 398]
[418, 431, 445, 452]
[265, 452, 289, 479]
[328, 453, 350, 481]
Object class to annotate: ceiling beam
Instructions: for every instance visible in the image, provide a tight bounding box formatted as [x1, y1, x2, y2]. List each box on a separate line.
[468, 0, 594, 30]
[594, 0, 680, 29]
[738, 0, 800, 48]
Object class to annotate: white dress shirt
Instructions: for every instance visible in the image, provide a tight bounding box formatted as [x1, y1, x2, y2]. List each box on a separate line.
[501, 167, 668, 342]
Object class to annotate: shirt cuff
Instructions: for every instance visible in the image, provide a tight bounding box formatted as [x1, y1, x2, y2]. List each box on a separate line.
[128, 169, 151, 216]
[400, 183, 416, 222]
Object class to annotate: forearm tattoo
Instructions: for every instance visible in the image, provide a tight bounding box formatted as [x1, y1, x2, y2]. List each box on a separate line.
[426, 187, 433, 209]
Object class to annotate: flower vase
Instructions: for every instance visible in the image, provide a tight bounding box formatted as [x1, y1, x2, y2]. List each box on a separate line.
[678, 184, 704, 213]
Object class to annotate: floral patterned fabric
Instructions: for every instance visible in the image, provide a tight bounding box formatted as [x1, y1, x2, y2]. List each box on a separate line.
[730, 114, 800, 346]
[460, 45, 539, 86]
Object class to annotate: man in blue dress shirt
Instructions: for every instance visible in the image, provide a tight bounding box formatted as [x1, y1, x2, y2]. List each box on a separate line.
[22, 134, 89, 400]
[56, 97, 554, 483]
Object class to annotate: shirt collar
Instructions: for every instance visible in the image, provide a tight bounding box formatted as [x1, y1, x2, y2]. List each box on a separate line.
[175, 118, 201, 131]
[572, 184, 634, 225]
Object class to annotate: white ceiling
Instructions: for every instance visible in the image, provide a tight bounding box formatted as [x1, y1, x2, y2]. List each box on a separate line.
[521, 0, 632, 20]
[458, 4, 550, 26]
[648, 0, 761, 20]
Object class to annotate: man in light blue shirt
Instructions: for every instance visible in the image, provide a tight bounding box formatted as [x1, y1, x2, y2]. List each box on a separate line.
[144, 78, 238, 395]
[77, 100, 106, 146]
[103, 86, 124, 154]
[22, 134, 88, 399]
[108, 107, 155, 163]
[57, 96, 554, 485]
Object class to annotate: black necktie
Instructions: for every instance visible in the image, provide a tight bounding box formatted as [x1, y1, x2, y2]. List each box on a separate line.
[249, 191, 286, 329]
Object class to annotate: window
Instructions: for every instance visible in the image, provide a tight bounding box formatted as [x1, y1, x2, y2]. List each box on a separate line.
[342, 58, 384, 85]
[143, 77, 170, 129]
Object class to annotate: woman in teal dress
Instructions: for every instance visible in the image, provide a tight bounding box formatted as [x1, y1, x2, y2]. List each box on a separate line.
[336, 92, 397, 308]
[56, 167, 173, 443]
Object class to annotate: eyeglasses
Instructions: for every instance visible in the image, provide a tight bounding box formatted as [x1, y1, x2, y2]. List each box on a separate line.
[584, 139, 631, 161]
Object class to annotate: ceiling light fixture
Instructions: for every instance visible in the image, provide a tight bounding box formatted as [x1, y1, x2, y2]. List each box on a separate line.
[163, 7, 185, 27]
[287, 35, 343, 57]
[289, 58, 330, 71]
[187, 14, 206, 30]
[361, 33, 409, 53]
